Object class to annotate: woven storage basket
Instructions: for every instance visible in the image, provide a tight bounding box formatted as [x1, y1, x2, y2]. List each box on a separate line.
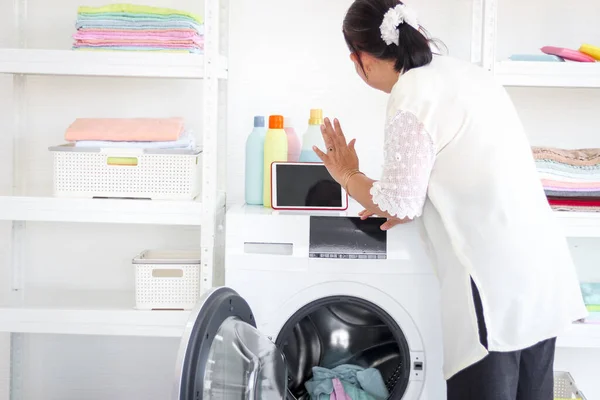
[50, 145, 202, 200]
[554, 371, 586, 400]
[133, 250, 202, 310]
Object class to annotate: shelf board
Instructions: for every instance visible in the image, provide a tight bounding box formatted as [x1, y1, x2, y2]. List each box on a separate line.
[495, 61, 600, 88]
[0, 48, 228, 79]
[554, 211, 600, 238]
[558, 323, 600, 349]
[0, 195, 206, 225]
[0, 289, 192, 337]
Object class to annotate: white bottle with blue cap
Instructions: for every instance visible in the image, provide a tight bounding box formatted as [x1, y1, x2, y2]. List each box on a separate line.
[245, 116, 268, 205]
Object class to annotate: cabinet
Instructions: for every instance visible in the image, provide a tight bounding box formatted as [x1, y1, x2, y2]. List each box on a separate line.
[0, 0, 229, 398]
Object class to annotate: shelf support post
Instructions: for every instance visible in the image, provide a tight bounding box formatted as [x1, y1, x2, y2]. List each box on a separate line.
[481, 0, 498, 72]
[201, 0, 223, 292]
[7, 0, 28, 397]
[470, 0, 483, 65]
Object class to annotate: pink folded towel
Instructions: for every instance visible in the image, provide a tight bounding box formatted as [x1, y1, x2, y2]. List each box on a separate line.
[65, 118, 185, 142]
[541, 179, 600, 190]
[74, 39, 203, 47]
[74, 28, 200, 39]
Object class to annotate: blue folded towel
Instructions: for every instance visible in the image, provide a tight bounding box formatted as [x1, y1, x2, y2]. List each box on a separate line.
[74, 130, 196, 150]
[75, 18, 204, 33]
[77, 12, 200, 23]
[581, 283, 600, 305]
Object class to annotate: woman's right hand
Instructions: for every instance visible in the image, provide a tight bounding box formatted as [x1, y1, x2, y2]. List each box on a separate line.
[359, 209, 406, 231]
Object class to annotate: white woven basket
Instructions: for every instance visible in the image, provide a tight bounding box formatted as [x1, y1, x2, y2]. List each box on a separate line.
[50, 145, 202, 200]
[133, 250, 202, 310]
[554, 371, 586, 400]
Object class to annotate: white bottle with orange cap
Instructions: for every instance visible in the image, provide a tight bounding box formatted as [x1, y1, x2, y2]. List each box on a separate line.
[299, 109, 326, 163]
[263, 115, 288, 207]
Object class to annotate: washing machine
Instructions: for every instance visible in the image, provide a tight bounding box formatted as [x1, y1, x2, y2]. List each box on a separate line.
[173, 204, 445, 399]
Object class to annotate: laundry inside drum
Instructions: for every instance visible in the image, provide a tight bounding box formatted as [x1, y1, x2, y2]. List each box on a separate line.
[275, 296, 411, 400]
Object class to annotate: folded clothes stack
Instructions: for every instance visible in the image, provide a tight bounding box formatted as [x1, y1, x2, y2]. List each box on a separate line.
[65, 117, 196, 149]
[533, 147, 600, 212]
[580, 283, 600, 324]
[73, 3, 204, 53]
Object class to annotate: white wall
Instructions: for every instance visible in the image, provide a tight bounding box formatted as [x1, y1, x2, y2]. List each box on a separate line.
[226, 0, 600, 398]
[227, 0, 475, 204]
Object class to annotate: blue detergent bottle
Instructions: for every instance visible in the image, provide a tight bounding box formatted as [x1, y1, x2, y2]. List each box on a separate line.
[245, 116, 267, 205]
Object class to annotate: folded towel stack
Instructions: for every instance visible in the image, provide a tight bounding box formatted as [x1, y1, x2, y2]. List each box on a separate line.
[73, 3, 204, 53]
[580, 283, 600, 324]
[65, 117, 196, 150]
[533, 147, 600, 212]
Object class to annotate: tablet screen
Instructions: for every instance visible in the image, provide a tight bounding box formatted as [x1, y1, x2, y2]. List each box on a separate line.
[275, 164, 342, 207]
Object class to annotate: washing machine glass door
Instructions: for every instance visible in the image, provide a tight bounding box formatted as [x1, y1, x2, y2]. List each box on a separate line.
[174, 287, 288, 400]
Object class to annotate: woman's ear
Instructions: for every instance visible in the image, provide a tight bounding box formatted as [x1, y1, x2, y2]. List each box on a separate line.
[360, 52, 376, 73]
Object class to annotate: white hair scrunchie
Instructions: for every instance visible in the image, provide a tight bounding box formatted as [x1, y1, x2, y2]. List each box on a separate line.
[380, 3, 420, 46]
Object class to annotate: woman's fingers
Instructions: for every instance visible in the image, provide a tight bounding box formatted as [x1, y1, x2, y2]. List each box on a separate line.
[320, 126, 334, 151]
[380, 219, 402, 231]
[312, 146, 328, 162]
[327, 118, 347, 148]
[348, 138, 357, 152]
[359, 209, 375, 220]
[321, 119, 337, 148]
[332, 119, 347, 145]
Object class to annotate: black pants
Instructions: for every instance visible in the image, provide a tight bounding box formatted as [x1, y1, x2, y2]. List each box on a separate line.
[447, 280, 556, 400]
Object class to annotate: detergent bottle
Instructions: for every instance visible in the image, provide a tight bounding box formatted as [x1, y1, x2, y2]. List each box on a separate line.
[245, 116, 267, 205]
[284, 117, 301, 162]
[263, 115, 288, 207]
[299, 109, 325, 162]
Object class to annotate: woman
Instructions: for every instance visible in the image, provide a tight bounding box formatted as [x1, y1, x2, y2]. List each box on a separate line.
[313, 1, 587, 399]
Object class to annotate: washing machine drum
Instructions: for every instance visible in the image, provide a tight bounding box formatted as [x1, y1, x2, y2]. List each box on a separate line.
[174, 287, 412, 400]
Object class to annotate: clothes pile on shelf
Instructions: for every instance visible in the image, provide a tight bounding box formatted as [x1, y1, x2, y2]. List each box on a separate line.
[64, 117, 196, 149]
[533, 147, 600, 212]
[72, 4, 204, 53]
[580, 283, 600, 324]
[304, 364, 389, 400]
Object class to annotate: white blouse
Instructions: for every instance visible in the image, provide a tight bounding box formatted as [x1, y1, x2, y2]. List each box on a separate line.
[372, 56, 587, 379]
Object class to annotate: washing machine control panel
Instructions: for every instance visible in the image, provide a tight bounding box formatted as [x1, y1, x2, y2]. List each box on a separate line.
[309, 216, 387, 260]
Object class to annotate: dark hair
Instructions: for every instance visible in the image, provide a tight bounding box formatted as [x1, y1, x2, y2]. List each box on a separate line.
[343, 0, 444, 74]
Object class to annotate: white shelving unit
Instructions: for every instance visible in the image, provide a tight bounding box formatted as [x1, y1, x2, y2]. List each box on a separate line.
[556, 212, 600, 238]
[494, 61, 600, 88]
[559, 323, 600, 349]
[0, 48, 228, 79]
[0, 196, 215, 225]
[471, 0, 600, 89]
[0, 289, 191, 337]
[471, 0, 600, 357]
[0, 0, 229, 397]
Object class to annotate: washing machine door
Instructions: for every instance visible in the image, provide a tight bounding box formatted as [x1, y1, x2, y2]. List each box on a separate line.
[174, 287, 288, 400]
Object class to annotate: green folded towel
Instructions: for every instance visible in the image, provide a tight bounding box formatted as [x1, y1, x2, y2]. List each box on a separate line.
[77, 4, 202, 24]
[587, 305, 600, 312]
[77, 13, 201, 24]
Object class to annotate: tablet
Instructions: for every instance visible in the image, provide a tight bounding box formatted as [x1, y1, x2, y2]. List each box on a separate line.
[270, 162, 349, 210]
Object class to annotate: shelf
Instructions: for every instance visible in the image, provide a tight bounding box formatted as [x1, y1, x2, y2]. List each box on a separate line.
[495, 61, 600, 88]
[0, 289, 192, 337]
[0, 48, 228, 79]
[558, 323, 600, 349]
[0, 196, 210, 225]
[555, 211, 600, 238]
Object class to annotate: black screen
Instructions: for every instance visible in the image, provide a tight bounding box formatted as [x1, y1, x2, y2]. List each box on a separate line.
[309, 216, 387, 259]
[275, 164, 342, 207]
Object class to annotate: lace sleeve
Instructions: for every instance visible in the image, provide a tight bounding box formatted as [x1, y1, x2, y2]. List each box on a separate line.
[370, 110, 435, 219]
